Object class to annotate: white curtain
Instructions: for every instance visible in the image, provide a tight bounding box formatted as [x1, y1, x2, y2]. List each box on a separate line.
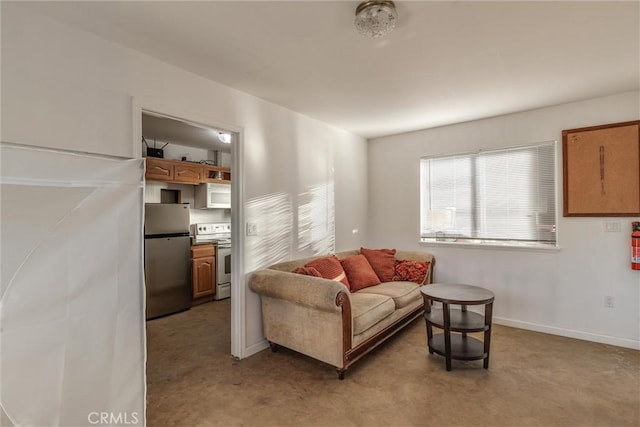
[0, 143, 145, 426]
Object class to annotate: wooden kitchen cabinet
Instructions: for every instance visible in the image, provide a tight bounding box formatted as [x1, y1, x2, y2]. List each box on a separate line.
[202, 165, 232, 184]
[145, 158, 174, 181]
[145, 158, 231, 185]
[174, 162, 204, 184]
[191, 244, 216, 303]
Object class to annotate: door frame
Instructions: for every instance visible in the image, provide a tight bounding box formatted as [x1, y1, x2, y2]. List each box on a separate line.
[131, 96, 246, 359]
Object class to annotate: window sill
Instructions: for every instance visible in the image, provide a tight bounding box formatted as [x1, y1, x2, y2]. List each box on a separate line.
[419, 240, 561, 252]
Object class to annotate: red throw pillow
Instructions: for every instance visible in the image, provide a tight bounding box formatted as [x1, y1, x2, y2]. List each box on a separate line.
[340, 255, 381, 292]
[305, 256, 350, 289]
[291, 266, 322, 277]
[360, 248, 396, 282]
[392, 260, 431, 284]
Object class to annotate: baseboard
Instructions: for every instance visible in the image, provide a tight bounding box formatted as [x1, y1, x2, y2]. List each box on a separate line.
[243, 339, 270, 358]
[493, 317, 640, 350]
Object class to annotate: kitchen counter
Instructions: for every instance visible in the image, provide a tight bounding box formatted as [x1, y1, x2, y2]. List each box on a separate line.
[190, 238, 217, 246]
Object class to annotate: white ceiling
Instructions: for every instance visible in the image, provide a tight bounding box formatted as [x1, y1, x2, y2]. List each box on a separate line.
[21, 1, 640, 139]
[142, 113, 232, 152]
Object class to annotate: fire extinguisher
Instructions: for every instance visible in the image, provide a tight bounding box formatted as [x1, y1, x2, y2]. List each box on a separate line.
[633, 222, 640, 270]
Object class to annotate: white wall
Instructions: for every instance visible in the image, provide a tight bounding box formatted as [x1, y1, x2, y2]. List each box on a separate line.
[1, 3, 367, 357]
[142, 142, 209, 163]
[368, 91, 640, 349]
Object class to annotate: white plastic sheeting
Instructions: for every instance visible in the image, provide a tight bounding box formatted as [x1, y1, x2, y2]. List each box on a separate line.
[0, 143, 145, 426]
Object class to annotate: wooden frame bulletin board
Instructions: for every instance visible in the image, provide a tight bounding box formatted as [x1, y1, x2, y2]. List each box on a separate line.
[562, 120, 640, 217]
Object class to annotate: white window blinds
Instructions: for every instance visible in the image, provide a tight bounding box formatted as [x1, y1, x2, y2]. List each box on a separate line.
[420, 142, 556, 246]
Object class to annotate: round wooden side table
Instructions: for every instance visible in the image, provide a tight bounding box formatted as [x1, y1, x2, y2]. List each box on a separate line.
[420, 284, 494, 371]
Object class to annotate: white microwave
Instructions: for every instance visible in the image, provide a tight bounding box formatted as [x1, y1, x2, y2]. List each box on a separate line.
[195, 183, 231, 209]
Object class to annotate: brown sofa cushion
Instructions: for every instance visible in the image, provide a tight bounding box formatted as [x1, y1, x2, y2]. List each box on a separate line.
[350, 293, 395, 335]
[305, 255, 350, 289]
[360, 247, 396, 282]
[340, 254, 381, 292]
[392, 260, 431, 284]
[358, 281, 421, 309]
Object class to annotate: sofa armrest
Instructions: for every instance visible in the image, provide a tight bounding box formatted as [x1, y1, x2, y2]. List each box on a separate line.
[249, 269, 350, 313]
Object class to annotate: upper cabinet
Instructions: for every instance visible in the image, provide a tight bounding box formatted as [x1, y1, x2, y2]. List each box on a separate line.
[145, 158, 174, 181]
[145, 158, 230, 185]
[202, 165, 231, 184]
[174, 162, 204, 184]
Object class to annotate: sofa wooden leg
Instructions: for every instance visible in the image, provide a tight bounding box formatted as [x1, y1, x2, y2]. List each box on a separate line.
[336, 369, 346, 380]
[269, 341, 279, 353]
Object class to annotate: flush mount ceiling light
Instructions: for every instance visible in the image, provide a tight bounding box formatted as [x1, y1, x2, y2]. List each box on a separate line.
[218, 132, 232, 144]
[354, 1, 397, 39]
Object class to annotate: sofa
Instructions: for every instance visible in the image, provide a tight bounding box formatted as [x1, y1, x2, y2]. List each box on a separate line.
[249, 249, 435, 379]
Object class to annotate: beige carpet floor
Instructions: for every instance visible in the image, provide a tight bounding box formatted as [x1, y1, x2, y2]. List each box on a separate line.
[146, 300, 639, 427]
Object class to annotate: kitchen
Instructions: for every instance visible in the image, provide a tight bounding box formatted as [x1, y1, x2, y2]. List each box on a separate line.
[141, 112, 234, 320]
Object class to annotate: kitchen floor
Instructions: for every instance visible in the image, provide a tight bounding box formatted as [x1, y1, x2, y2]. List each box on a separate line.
[146, 299, 231, 389]
[145, 301, 639, 427]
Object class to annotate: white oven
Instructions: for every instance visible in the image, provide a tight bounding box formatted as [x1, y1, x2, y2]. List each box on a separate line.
[215, 242, 231, 300]
[193, 223, 231, 300]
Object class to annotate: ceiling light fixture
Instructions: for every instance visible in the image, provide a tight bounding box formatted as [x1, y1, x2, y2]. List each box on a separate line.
[354, 1, 397, 39]
[218, 132, 232, 144]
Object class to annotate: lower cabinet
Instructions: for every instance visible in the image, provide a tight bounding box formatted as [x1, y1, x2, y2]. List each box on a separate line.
[191, 244, 216, 302]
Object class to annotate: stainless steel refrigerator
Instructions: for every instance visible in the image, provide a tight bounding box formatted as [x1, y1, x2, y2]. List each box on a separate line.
[144, 203, 191, 320]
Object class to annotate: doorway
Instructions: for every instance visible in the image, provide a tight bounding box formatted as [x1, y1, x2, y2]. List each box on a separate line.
[132, 102, 245, 360]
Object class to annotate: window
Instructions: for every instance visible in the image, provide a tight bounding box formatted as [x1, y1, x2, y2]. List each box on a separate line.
[420, 142, 556, 247]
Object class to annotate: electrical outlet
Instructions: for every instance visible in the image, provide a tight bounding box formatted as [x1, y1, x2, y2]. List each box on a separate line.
[604, 295, 614, 308]
[246, 222, 258, 236]
[604, 221, 621, 232]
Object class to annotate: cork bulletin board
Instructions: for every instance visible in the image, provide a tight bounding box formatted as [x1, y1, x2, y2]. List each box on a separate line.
[562, 120, 640, 216]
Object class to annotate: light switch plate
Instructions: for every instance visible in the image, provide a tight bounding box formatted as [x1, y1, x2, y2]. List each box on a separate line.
[603, 221, 621, 232]
[246, 222, 258, 236]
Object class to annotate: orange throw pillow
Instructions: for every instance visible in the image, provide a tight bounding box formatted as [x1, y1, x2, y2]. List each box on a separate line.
[305, 256, 350, 289]
[392, 260, 431, 284]
[340, 255, 381, 292]
[360, 248, 396, 282]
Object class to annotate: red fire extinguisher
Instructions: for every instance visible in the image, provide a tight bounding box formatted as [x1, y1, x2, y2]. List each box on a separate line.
[633, 222, 640, 270]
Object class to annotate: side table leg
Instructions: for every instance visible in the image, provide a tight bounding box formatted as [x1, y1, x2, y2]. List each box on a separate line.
[423, 295, 434, 354]
[461, 304, 467, 338]
[484, 302, 493, 369]
[443, 302, 452, 371]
